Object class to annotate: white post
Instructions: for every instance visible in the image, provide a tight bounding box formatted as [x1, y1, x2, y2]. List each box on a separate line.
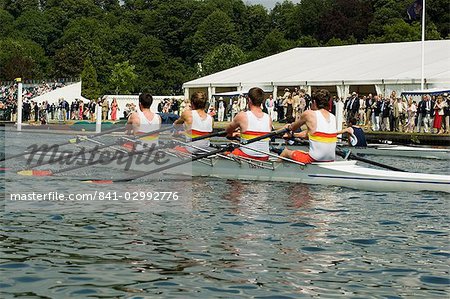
[184, 87, 189, 101]
[421, 0, 426, 90]
[207, 86, 216, 100]
[336, 100, 344, 133]
[17, 79, 23, 131]
[272, 86, 278, 101]
[95, 101, 102, 133]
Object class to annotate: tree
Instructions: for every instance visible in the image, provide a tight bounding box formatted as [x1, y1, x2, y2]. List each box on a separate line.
[14, 10, 56, 49]
[294, 0, 332, 41]
[202, 44, 246, 76]
[81, 57, 100, 100]
[296, 35, 320, 47]
[185, 9, 238, 63]
[241, 4, 271, 51]
[0, 9, 15, 38]
[319, 0, 373, 42]
[108, 61, 137, 95]
[380, 19, 422, 42]
[0, 38, 49, 81]
[257, 29, 293, 58]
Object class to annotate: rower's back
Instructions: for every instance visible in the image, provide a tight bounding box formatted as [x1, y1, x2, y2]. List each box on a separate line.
[183, 92, 213, 153]
[186, 109, 213, 153]
[125, 93, 161, 151]
[136, 108, 161, 150]
[240, 111, 271, 158]
[307, 92, 337, 162]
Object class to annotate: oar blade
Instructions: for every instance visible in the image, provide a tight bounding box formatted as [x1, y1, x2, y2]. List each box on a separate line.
[83, 180, 114, 184]
[17, 169, 53, 177]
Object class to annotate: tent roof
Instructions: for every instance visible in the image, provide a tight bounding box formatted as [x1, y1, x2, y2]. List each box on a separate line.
[184, 40, 450, 88]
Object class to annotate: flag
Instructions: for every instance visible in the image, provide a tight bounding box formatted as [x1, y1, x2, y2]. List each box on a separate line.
[407, 0, 423, 21]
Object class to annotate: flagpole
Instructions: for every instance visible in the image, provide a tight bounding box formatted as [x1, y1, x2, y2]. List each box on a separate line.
[420, 0, 425, 90]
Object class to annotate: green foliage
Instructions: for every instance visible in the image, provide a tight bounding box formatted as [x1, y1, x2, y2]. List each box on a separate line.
[202, 44, 246, 76]
[186, 9, 238, 62]
[81, 57, 100, 100]
[0, 0, 447, 94]
[0, 9, 15, 38]
[0, 38, 49, 80]
[381, 19, 421, 42]
[108, 61, 137, 95]
[257, 29, 293, 58]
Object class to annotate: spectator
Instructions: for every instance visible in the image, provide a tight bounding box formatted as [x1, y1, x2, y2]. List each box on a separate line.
[217, 98, 225, 122]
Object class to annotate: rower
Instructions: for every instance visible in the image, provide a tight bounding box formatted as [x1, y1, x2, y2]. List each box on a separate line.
[225, 87, 272, 161]
[337, 117, 367, 147]
[280, 89, 337, 164]
[173, 91, 213, 153]
[126, 93, 161, 151]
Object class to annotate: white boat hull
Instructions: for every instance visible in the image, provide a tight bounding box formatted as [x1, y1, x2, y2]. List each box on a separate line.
[25, 150, 450, 193]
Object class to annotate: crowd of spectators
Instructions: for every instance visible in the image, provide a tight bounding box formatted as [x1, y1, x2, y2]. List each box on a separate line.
[206, 87, 312, 123]
[342, 91, 450, 134]
[0, 80, 67, 122]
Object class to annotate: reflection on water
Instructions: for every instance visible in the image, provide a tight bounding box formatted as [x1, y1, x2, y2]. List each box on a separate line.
[1, 128, 449, 298]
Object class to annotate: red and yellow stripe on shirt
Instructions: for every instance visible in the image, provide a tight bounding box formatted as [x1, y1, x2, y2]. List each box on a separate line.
[240, 130, 270, 141]
[308, 131, 338, 143]
[185, 129, 211, 139]
[136, 131, 159, 141]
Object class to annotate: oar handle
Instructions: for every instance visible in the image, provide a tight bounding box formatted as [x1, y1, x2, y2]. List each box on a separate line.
[192, 130, 226, 142]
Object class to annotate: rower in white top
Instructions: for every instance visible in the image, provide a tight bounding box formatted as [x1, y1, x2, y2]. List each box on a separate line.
[174, 91, 214, 153]
[126, 93, 161, 151]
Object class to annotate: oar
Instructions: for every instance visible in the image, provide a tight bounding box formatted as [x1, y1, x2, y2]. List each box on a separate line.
[0, 124, 127, 163]
[86, 129, 288, 184]
[18, 142, 176, 177]
[336, 146, 406, 172]
[20, 127, 221, 177]
[18, 126, 175, 176]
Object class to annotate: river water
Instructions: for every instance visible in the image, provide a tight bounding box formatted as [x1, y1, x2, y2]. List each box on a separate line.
[1, 128, 449, 298]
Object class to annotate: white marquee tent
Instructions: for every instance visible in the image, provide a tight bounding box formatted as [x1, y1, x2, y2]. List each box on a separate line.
[183, 40, 450, 99]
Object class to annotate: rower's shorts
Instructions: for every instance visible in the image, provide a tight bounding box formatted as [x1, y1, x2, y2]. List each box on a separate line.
[290, 150, 316, 164]
[231, 148, 269, 161]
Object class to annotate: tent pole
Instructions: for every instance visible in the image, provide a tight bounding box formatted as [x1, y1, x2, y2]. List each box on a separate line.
[421, 0, 426, 90]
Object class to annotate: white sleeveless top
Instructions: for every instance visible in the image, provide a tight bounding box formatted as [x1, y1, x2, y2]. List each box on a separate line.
[308, 111, 337, 161]
[136, 109, 161, 150]
[186, 110, 213, 153]
[240, 111, 271, 157]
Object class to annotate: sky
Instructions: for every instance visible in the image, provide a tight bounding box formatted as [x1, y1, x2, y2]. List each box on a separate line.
[244, 0, 301, 10]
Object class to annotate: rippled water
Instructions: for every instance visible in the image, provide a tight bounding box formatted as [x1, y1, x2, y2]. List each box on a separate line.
[1, 128, 449, 298]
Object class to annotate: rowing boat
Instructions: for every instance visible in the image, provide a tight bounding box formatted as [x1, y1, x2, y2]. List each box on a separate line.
[23, 147, 450, 193]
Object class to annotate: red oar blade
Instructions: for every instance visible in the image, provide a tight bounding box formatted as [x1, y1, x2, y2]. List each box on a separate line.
[17, 169, 53, 177]
[83, 180, 114, 184]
